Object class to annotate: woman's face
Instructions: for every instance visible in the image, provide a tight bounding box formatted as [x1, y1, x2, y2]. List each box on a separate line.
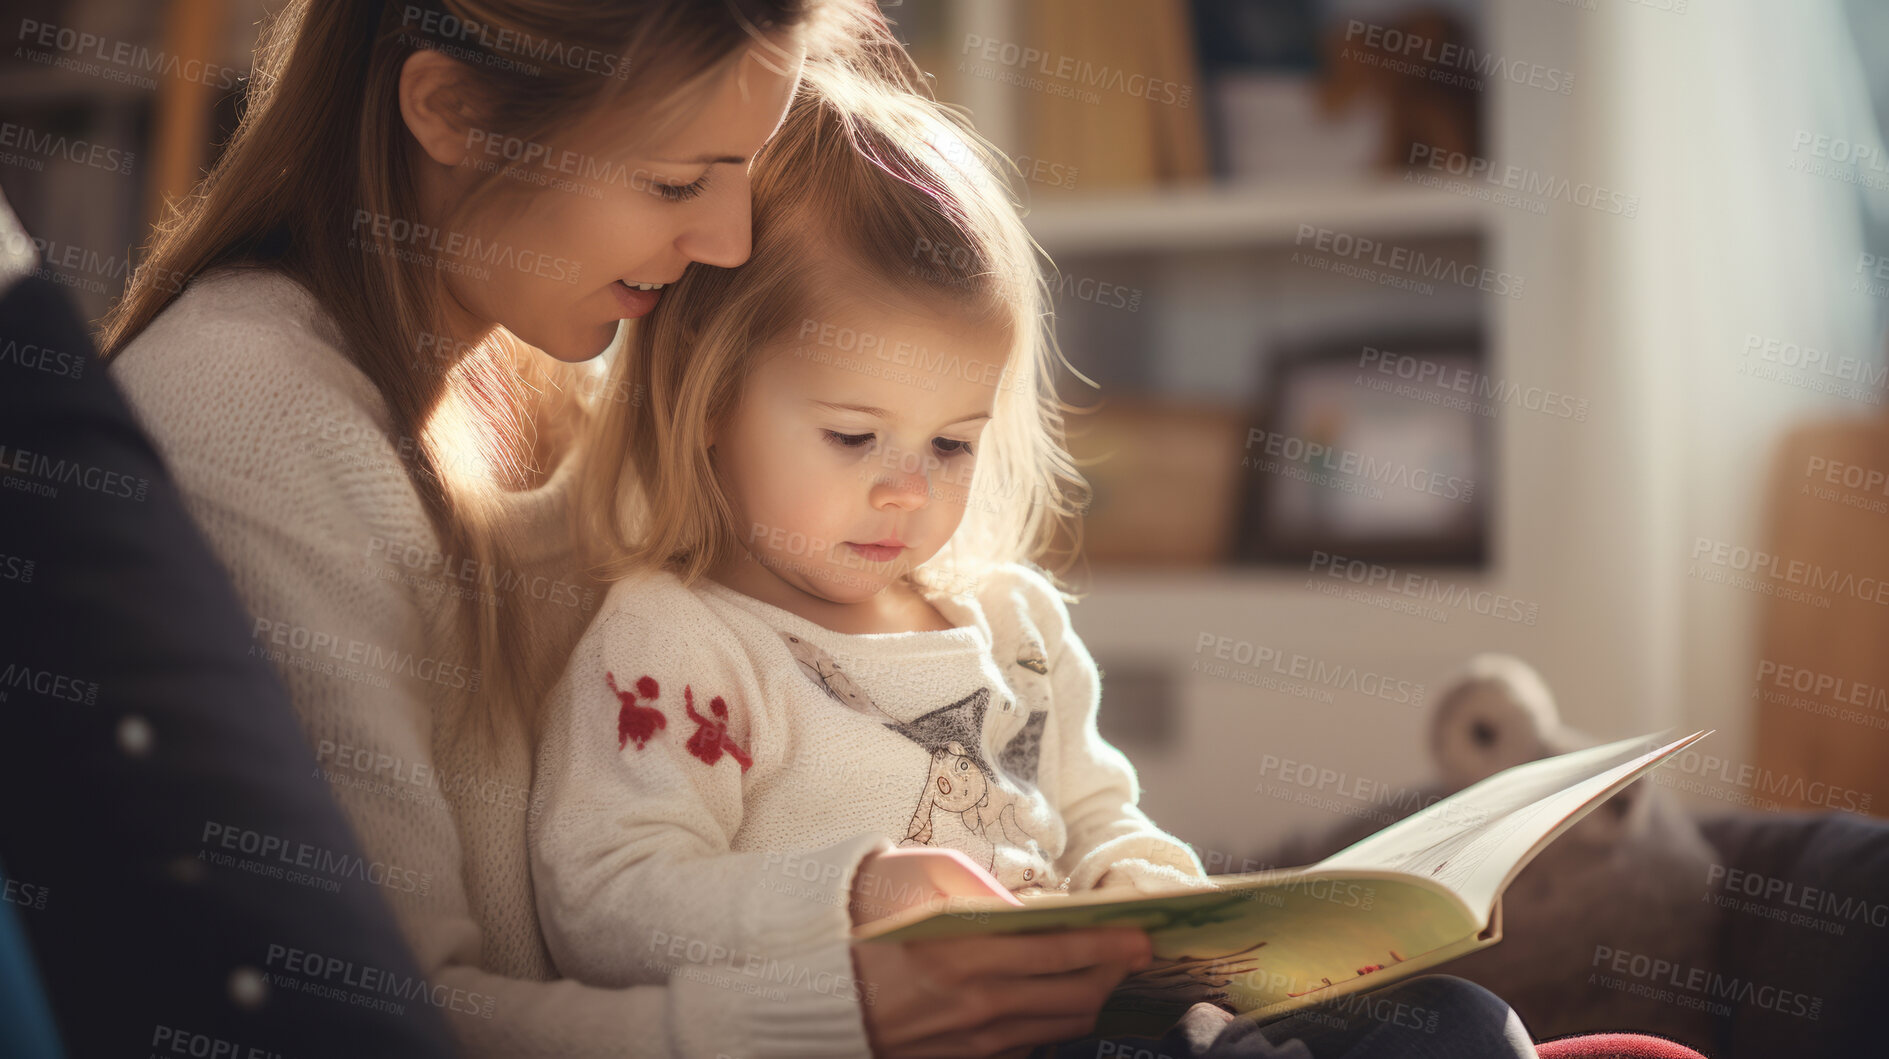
[403, 44, 805, 360]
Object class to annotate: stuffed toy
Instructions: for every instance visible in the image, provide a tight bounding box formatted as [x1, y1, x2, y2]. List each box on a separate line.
[1423, 654, 1724, 1045]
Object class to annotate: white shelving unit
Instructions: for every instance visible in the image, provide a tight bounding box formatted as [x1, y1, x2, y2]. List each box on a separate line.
[1024, 179, 1488, 255]
[916, 0, 1517, 857]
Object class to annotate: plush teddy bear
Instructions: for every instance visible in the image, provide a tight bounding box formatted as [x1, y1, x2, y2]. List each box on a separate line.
[1424, 654, 1724, 1046]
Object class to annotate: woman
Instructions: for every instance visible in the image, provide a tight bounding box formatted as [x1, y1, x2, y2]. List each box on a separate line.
[101, 2, 1147, 1056]
[94, 3, 1705, 1059]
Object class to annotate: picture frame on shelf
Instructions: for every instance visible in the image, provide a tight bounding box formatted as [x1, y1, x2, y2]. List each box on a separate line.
[1233, 331, 1490, 567]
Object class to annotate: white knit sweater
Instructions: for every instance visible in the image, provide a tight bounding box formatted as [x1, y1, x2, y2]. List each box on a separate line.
[111, 268, 871, 1058]
[530, 565, 1207, 994]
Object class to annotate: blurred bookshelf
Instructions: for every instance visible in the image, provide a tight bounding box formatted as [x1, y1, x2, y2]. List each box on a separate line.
[0, 0, 254, 326]
[1023, 179, 1486, 255]
[888, 0, 1499, 579]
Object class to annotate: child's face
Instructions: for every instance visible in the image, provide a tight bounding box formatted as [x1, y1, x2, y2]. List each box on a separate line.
[714, 293, 1011, 604]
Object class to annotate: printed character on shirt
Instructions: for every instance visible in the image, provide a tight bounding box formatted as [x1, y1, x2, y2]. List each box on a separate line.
[781, 630, 1052, 887]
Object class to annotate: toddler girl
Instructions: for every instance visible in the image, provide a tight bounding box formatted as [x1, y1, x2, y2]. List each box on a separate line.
[528, 82, 1206, 993]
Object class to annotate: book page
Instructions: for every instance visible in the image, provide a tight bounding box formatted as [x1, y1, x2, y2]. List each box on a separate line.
[1313, 730, 1711, 919]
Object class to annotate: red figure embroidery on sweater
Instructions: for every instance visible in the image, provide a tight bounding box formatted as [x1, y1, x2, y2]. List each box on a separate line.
[683, 686, 752, 772]
[609, 672, 665, 751]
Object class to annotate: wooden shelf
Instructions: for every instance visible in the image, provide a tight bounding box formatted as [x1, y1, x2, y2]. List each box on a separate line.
[1071, 563, 1494, 596]
[1024, 178, 1488, 256]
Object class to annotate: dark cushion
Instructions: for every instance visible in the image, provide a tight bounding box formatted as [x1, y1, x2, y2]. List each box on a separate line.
[0, 274, 459, 1059]
[1696, 811, 1889, 1059]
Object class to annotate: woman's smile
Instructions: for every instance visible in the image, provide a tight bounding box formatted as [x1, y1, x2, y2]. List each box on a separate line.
[610, 278, 667, 318]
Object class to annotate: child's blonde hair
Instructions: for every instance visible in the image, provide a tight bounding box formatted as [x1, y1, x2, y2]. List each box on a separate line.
[580, 69, 1087, 593]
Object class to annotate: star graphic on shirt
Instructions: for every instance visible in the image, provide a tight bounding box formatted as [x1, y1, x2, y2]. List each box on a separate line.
[997, 710, 1049, 787]
[884, 687, 992, 776]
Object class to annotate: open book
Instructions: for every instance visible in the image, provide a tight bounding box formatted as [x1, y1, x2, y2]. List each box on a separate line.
[855, 729, 1713, 1037]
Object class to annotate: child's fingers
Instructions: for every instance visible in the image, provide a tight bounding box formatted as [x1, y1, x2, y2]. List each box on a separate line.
[918, 853, 1025, 904]
[865, 847, 1021, 903]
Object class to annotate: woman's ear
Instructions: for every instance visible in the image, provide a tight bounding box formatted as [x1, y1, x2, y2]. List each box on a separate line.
[398, 49, 484, 167]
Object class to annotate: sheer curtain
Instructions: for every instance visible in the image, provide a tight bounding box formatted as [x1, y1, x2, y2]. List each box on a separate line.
[1576, 0, 1884, 755]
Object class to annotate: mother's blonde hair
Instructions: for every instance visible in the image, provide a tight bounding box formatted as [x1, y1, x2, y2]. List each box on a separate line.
[580, 66, 1088, 594]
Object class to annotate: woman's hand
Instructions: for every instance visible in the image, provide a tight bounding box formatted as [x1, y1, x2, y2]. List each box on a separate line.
[850, 928, 1153, 1059]
[848, 847, 1022, 926]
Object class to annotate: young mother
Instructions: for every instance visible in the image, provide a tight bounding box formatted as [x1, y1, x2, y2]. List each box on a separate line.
[100, 1, 1151, 1056]
[95, 3, 1700, 1059]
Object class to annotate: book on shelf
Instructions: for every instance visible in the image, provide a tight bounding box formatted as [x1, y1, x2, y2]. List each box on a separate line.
[1021, 0, 1210, 191]
[855, 728, 1714, 1037]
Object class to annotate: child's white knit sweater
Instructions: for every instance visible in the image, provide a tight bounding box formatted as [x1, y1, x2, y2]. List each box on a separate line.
[530, 563, 1206, 987]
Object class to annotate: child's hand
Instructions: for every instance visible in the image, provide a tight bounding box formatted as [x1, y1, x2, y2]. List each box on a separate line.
[850, 847, 1024, 926]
